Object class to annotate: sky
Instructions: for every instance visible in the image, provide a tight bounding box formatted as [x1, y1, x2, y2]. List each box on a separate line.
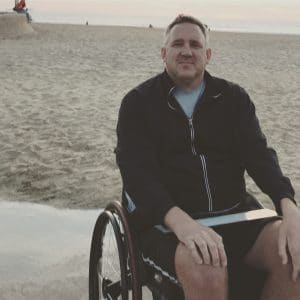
[1, 0, 299, 34]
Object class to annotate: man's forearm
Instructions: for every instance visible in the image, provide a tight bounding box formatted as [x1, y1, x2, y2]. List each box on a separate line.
[164, 206, 195, 236]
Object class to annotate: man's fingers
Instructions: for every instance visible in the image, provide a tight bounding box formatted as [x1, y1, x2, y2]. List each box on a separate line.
[183, 227, 226, 267]
[218, 243, 227, 267]
[210, 231, 227, 267]
[290, 246, 300, 282]
[207, 230, 226, 267]
[291, 253, 300, 282]
[292, 268, 299, 282]
[278, 228, 288, 264]
[194, 237, 211, 265]
[186, 240, 203, 265]
[207, 242, 220, 266]
[195, 234, 223, 267]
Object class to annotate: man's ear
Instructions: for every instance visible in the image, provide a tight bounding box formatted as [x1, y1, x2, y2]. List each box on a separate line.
[206, 48, 212, 63]
[161, 47, 166, 62]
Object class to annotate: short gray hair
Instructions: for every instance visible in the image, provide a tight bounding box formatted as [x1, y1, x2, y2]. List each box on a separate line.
[164, 14, 210, 45]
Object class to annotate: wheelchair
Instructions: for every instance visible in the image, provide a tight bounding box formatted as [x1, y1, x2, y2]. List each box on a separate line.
[89, 198, 278, 300]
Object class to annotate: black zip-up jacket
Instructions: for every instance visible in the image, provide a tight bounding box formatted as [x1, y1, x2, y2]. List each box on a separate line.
[116, 70, 295, 230]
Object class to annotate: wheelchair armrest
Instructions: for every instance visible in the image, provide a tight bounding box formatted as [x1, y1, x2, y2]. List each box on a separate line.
[155, 208, 279, 234]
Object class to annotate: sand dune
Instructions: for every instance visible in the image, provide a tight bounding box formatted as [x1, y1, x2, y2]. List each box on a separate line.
[0, 13, 34, 39]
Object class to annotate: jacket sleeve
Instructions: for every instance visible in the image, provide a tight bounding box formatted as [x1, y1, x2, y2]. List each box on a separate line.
[115, 89, 175, 230]
[236, 87, 296, 215]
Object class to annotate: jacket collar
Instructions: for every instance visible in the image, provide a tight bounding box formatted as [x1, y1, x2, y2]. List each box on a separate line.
[162, 69, 224, 103]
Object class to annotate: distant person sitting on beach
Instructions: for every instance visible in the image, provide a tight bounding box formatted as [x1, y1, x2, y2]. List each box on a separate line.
[116, 14, 300, 300]
[13, 0, 26, 12]
[13, 0, 31, 22]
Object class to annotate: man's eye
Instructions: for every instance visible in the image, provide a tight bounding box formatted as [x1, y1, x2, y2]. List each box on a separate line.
[191, 42, 202, 48]
[172, 42, 183, 47]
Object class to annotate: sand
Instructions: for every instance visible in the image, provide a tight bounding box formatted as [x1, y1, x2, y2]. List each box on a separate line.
[0, 201, 101, 300]
[0, 23, 299, 209]
[0, 23, 299, 299]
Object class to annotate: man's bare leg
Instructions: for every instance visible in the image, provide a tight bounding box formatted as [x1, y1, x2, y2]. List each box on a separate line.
[175, 242, 228, 300]
[245, 220, 300, 300]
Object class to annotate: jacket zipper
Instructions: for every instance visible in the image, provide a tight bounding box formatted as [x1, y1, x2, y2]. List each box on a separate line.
[168, 91, 213, 212]
[188, 119, 197, 156]
[188, 118, 213, 212]
[199, 154, 213, 211]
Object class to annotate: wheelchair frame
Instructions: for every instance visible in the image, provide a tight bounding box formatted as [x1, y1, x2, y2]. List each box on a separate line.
[89, 199, 278, 300]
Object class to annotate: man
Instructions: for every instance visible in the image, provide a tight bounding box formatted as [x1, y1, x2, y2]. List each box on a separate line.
[116, 15, 300, 299]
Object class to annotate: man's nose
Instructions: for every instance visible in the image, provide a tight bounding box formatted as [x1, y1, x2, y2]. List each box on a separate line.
[180, 44, 192, 56]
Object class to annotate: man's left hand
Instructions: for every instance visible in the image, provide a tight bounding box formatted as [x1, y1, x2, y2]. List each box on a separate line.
[278, 198, 300, 282]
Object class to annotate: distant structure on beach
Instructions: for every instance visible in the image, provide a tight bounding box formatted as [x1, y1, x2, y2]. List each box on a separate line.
[148, 24, 153, 29]
[0, 12, 34, 38]
[86, 21, 88, 26]
[13, 0, 32, 22]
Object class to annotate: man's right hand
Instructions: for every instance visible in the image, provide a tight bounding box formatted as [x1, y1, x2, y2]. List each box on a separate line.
[164, 206, 227, 267]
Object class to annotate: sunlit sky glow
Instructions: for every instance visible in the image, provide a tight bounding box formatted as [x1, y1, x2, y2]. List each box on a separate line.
[1, 0, 299, 34]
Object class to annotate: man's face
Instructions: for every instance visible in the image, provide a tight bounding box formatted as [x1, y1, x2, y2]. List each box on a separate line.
[161, 23, 211, 89]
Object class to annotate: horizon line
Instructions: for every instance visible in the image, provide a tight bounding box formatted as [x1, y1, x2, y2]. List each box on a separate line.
[31, 20, 300, 36]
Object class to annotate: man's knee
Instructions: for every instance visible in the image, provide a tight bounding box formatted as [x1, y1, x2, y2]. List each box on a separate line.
[175, 243, 228, 289]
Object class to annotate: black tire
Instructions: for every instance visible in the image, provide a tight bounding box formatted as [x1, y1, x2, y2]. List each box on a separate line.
[89, 201, 143, 300]
[89, 210, 128, 299]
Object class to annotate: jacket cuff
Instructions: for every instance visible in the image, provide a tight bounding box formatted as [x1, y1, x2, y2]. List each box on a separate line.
[153, 202, 176, 226]
[126, 199, 175, 231]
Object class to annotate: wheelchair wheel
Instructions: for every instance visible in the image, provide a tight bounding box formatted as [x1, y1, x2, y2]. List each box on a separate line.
[89, 201, 142, 300]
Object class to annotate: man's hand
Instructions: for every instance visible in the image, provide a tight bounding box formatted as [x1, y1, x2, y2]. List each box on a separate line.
[278, 198, 300, 282]
[164, 206, 227, 267]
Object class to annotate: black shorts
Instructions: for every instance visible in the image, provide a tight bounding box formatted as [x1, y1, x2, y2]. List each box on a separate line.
[139, 217, 280, 285]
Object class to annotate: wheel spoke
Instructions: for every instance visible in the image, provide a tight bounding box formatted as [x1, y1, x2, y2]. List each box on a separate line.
[101, 222, 121, 281]
[89, 203, 142, 300]
[94, 214, 129, 299]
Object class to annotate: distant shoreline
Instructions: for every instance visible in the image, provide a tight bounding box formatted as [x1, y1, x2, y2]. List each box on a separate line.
[0, 10, 298, 35]
[30, 21, 300, 37]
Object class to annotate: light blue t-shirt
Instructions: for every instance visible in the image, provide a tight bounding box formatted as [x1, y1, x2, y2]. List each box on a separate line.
[174, 81, 206, 118]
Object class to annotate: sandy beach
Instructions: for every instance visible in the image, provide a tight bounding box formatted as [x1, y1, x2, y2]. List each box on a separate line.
[0, 22, 299, 299]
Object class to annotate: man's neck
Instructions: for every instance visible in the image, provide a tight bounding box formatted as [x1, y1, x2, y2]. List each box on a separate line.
[168, 72, 205, 91]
